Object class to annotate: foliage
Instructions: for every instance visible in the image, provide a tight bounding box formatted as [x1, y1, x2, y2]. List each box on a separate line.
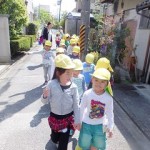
[10, 36, 31, 56]
[59, 11, 68, 29]
[0, 0, 28, 39]
[20, 35, 36, 47]
[26, 23, 37, 35]
[39, 9, 54, 24]
[113, 25, 130, 65]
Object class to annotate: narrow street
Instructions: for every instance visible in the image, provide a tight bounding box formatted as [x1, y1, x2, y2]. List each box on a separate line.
[0, 44, 150, 150]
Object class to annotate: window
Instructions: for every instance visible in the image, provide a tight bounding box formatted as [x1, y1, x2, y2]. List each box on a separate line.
[139, 9, 150, 29]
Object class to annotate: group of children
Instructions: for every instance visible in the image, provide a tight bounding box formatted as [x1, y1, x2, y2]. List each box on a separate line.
[28, 32, 114, 150]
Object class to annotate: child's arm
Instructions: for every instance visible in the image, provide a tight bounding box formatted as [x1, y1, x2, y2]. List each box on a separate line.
[26, 49, 43, 55]
[72, 88, 80, 124]
[41, 83, 51, 104]
[105, 97, 114, 135]
[82, 76, 87, 91]
[80, 92, 88, 122]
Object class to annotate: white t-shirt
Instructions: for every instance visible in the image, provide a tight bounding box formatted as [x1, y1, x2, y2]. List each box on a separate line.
[80, 89, 114, 131]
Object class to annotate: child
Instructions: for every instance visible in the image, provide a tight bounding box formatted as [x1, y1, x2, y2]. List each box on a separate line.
[78, 68, 114, 150]
[94, 57, 114, 96]
[69, 46, 80, 59]
[41, 54, 80, 150]
[82, 53, 95, 87]
[56, 47, 65, 56]
[64, 33, 70, 48]
[72, 59, 86, 101]
[27, 40, 55, 85]
[95, 57, 114, 86]
[67, 38, 77, 55]
[55, 32, 61, 47]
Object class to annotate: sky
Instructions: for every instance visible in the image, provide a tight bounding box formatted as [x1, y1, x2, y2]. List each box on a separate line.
[32, 0, 76, 12]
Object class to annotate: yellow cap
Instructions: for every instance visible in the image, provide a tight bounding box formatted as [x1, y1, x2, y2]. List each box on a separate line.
[56, 47, 65, 54]
[85, 53, 94, 64]
[70, 39, 77, 45]
[60, 42, 65, 46]
[60, 39, 65, 43]
[56, 32, 60, 35]
[95, 57, 114, 72]
[45, 40, 52, 47]
[72, 46, 80, 53]
[71, 34, 76, 39]
[55, 54, 75, 69]
[73, 59, 83, 70]
[65, 33, 70, 39]
[92, 68, 111, 80]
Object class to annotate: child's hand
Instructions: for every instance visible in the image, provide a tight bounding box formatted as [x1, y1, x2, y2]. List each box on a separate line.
[106, 129, 113, 138]
[73, 123, 81, 131]
[43, 87, 49, 98]
[24, 51, 30, 55]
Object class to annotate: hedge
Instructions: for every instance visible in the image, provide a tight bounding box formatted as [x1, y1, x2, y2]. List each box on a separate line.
[20, 35, 36, 47]
[10, 35, 36, 56]
[10, 36, 30, 56]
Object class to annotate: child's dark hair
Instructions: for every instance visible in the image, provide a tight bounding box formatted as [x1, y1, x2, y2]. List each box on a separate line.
[52, 67, 66, 80]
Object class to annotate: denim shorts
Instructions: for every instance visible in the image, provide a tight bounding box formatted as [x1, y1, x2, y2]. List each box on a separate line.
[78, 122, 106, 150]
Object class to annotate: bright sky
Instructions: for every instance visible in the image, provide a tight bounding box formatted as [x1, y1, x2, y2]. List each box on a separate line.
[32, 0, 76, 12]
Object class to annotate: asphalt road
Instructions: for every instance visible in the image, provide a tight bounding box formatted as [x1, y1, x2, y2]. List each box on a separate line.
[0, 44, 149, 150]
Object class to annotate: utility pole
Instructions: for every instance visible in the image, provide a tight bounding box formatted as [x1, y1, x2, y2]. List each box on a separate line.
[58, 0, 62, 22]
[80, 0, 90, 60]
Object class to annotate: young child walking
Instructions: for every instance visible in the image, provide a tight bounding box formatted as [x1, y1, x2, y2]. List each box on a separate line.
[55, 32, 61, 47]
[78, 68, 114, 150]
[27, 40, 55, 85]
[72, 59, 86, 101]
[69, 46, 80, 59]
[82, 53, 95, 87]
[41, 54, 80, 150]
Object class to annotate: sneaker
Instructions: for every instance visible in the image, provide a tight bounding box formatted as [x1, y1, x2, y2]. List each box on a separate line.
[43, 81, 48, 86]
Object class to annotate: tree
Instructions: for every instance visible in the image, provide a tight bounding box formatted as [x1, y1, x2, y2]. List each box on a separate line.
[39, 9, 54, 25]
[0, 0, 28, 39]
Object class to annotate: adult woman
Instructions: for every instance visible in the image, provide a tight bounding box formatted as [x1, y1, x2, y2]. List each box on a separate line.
[43, 22, 53, 45]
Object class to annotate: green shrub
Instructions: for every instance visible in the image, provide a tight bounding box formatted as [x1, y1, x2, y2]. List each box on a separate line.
[10, 37, 30, 56]
[20, 35, 36, 47]
[26, 23, 37, 35]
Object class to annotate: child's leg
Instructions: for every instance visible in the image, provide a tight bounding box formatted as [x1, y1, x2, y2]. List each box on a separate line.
[47, 66, 51, 81]
[92, 125, 106, 150]
[43, 66, 48, 82]
[78, 123, 92, 149]
[90, 146, 97, 150]
[58, 128, 70, 150]
[51, 130, 60, 144]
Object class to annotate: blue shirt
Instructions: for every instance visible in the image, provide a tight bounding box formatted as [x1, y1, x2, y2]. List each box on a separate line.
[82, 62, 95, 87]
[72, 74, 86, 99]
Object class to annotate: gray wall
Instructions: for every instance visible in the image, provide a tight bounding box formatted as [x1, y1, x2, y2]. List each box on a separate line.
[0, 15, 11, 63]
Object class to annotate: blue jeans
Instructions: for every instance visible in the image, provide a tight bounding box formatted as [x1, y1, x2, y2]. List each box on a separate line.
[78, 122, 106, 150]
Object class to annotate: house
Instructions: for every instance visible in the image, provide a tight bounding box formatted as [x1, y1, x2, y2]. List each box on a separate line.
[101, 0, 150, 84]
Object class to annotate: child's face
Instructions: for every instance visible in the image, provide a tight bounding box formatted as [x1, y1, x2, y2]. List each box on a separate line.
[71, 44, 76, 46]
[72, 52, 79, 56]
[44, 45, 51, 51]
[73, 70, 80, 77]
[92, 77, 108, 94]
[59, 69, 73, 84]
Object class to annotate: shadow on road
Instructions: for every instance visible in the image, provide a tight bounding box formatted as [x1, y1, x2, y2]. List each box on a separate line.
[45, 137, 77, 150]
[0, 85, 43, 123]
[30, 104, 50, 127]
[27, 64, 43, 70]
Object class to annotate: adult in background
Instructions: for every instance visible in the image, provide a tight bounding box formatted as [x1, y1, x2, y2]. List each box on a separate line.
[43, 22, 53, 45]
